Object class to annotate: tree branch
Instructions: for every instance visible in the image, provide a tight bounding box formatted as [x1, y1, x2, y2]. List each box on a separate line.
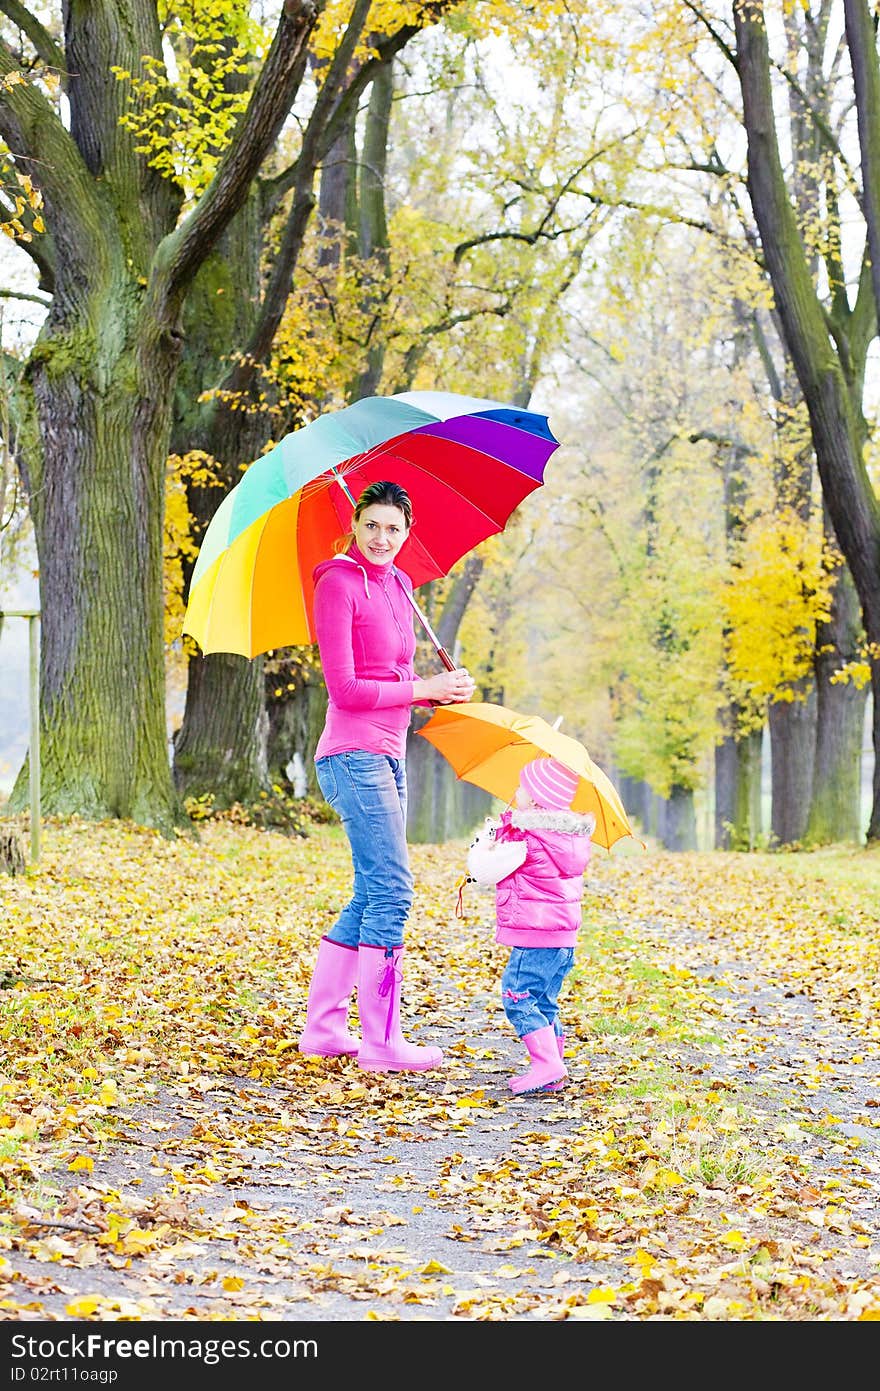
[0, 0, 66, 74]
[0, 39, 100, 279]
[844, 0, 880, 319]
[152, 0, 323, 305]
[228, 0, 374, 380]
[0, 286, 49, 305]
[223, 2, 462, 397]
[437, 552, 484, 652]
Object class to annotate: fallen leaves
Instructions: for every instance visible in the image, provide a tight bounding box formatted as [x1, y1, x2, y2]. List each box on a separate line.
[1, 819, 879, 1320]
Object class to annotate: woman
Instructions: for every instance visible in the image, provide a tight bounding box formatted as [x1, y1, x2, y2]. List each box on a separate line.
[297, 479, 475, 1073]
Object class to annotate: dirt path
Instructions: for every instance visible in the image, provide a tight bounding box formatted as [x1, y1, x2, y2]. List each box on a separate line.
[2, 842, 879, 1324]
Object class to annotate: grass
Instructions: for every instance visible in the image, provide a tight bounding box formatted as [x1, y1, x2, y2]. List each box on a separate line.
[733, 842, 880, 906]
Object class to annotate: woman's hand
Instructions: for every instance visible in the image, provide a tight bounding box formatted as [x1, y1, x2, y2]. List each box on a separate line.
[415, 667, 476, 705]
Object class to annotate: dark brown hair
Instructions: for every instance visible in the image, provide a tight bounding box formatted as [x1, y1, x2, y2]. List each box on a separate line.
[334, 478, 414, 554]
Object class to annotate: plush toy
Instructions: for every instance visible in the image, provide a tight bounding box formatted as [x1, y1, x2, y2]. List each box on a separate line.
[465, 817, 527, 888]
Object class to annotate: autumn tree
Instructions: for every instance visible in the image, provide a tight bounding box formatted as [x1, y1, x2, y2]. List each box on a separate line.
[733, 0, 880, 842]
[0, 0, 326, 829]
[589, 0, 875, 846]
[0, 0, 470, 830]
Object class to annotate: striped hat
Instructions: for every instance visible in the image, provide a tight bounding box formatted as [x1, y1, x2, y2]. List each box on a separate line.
[518, 757, 580, 811]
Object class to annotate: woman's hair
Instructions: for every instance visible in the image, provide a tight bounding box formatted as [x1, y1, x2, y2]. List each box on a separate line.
[334, 477, 413, 554]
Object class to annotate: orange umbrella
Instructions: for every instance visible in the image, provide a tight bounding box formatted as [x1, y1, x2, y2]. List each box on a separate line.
[416, 701, 639, 852]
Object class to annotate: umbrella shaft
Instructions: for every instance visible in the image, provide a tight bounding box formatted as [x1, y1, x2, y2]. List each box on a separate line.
[333, 470, 456, 672]
[399, 586, 457, 671]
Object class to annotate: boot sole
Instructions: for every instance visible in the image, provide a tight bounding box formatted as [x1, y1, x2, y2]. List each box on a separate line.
[358, 1058, 443, 1072]
[510, 1070, 567, 1094]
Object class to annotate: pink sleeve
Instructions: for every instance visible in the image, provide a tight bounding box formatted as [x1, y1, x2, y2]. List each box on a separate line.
[314, 569, 416, 712]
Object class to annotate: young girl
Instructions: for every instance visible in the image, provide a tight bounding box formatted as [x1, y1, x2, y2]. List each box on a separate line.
[297, 479, 475, 1073]
[467, 756, 595, 1093]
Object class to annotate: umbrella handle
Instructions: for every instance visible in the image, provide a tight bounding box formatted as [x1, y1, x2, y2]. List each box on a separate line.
[398, 585, 457, 671]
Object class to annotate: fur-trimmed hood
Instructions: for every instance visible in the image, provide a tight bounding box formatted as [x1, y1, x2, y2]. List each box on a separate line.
[509, 808, 596, 837]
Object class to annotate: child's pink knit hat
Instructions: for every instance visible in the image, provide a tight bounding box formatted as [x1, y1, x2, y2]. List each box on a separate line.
[518, 757, 580, 811]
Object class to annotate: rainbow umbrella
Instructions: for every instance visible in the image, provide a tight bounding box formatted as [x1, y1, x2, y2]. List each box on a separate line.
[182, 390, 559, 661]
[417, 701, 639, 852]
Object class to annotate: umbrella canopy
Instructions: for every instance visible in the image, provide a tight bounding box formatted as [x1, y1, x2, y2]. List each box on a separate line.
[182, 390, 559, 659]
[416, 701, 639, 852]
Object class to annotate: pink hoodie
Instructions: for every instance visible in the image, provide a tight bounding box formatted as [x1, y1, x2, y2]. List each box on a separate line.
[313, 544, 422, 760]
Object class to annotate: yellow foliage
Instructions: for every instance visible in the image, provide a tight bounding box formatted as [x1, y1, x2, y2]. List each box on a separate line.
[111, 0, 266, 200]
[721, 511, 838, 727]
[312, 0, 440, 63]
[832, 641, 880, 691]
[0, 164, 44, 245]
[163, 451, 221, 657]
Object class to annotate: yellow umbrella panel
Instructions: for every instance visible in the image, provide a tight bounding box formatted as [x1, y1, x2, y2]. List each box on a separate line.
[416, 701, 639, 852]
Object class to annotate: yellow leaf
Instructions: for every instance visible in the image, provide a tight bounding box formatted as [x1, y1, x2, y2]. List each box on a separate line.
[568, 1303, 613, 1320]
[65, 1295, 105, 1317]
[68, 1155, 94, 1173]
[419, 1260, 452, 1275]
[719, 1229, 748, 1249]
[119, 1225, 167, 1254]
[222, 1275, 244, 1291]
[586, 1286, 617, 1304]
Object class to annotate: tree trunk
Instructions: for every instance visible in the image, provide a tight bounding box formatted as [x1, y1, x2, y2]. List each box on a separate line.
[171, 215, 273, 806]
[715, 719, 763, 850]
[767, 686, 816, 847]
[11, 303, 183, 829]
[617, 773, 651, 837]
[807, 676, 868, 846]
[348, 58, 393, 402]
[266, 664, 328, 798]
[172, 651, 269, 808]
[658, 783, 696, 852]
[807, 558, 868, 845]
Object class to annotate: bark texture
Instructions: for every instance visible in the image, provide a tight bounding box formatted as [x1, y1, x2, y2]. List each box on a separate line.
[658, 784, 697, 852]
[807, 558, 869, 844]
[715, 718, 764, 850]
[768, 688, 816, 847]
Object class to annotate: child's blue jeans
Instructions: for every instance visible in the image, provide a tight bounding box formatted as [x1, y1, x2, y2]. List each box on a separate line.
[315, 751, 413, 948]
[501, 947, 575, 1039]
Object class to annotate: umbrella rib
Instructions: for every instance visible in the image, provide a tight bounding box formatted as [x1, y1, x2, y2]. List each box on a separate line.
[358, 425, 547, 482]
[339, 450, 531, 531]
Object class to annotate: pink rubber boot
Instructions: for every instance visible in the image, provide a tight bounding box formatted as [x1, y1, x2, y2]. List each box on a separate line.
[543, 1032, 567, 1092]
[356, 945, 443, 1073]
[297, 937, 359, 1057]
[509, 1026, 567, 1094]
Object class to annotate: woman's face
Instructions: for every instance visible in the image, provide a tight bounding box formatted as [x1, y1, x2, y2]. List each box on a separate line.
[352, 503, 409, 565]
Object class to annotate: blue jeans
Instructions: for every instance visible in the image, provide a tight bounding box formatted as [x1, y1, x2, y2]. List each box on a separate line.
[501, 947, 575, 1039]
[315, 752, 413, 948]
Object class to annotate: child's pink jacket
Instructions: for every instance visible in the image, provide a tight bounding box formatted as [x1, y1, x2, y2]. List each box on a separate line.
[493, 807, 594, 948]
